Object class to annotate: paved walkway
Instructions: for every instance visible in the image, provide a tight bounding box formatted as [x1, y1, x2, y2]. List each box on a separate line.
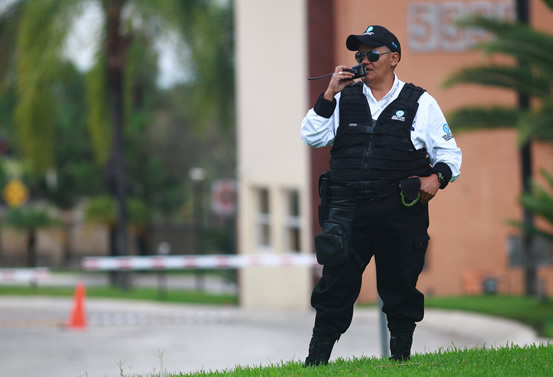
[30, 271, 239, 295]
[0, 297, 549, 377]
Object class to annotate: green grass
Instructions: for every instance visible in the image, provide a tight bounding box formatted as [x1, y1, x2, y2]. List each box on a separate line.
[0, 285, 237, 306]
[425, 295, 553, 338]
[158, 344, 553, 377]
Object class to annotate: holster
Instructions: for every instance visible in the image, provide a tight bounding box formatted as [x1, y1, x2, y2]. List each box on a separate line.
[318, 171, 331, 227]
[314, 198, 355, 266]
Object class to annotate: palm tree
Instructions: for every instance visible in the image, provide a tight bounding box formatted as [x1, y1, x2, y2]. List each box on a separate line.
[3, 206, 62, 267]
[84, 195, 149, 284]
[6, 0, 234, 288]
[513, 167, 553, 242]
[444, 0, 553, 295]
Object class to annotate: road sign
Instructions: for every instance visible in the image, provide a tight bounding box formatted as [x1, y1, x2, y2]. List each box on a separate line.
[3, 178, 29, 207]
[211, 179, 236, 216]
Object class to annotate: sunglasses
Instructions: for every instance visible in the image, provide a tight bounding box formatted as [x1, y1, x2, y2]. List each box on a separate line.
[355, 50, 393, 63]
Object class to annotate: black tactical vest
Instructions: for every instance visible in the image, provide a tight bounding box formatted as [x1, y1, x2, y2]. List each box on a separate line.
[329, 82, 432, 184]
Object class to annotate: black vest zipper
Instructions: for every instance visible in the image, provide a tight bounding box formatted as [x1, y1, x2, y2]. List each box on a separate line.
[362, 119, 377, 178]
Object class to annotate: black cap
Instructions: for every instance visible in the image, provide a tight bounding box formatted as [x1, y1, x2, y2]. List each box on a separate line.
[346, 25, 401, 58]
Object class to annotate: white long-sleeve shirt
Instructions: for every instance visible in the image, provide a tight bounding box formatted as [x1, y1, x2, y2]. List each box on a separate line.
[301, 75, 462, 181]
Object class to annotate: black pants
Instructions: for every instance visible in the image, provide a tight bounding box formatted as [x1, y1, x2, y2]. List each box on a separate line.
[311, 193, 429, 336]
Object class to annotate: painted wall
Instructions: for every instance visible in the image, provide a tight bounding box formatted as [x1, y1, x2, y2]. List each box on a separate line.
[329, 0, 553, 300]
[235, 0, 313, 309]
[234, 0, 553, 309]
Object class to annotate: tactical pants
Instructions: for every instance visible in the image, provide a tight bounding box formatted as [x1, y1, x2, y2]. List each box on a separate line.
[311, 192, 429, 336]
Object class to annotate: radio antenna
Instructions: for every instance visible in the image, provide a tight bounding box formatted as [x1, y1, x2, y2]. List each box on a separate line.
[308, 73, 334, 81]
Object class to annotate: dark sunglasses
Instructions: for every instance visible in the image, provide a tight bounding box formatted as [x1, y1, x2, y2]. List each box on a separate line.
[355, 50, 393, 63]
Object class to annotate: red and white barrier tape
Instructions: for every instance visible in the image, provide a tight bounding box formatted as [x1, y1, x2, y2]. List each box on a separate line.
[82, 254, 319, 271]
[0, 268, 50, 282]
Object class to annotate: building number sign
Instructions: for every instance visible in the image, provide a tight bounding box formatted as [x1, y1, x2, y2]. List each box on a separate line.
[408, 1, 515, 52]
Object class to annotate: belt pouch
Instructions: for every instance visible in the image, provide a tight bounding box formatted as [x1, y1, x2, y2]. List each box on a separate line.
[399, 177, 421, 207]
[314, 200, 354, 265]
[318, 171, 331, 226]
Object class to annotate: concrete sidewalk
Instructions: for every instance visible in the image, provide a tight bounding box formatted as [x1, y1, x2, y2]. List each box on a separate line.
[0, 297, 549, 377]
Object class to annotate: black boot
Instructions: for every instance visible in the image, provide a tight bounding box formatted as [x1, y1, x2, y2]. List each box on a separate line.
[304, 329, 340, 367]
[389, 333, 413, 361]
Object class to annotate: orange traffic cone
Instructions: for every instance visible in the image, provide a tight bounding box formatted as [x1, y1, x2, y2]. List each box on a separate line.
[67, 282, 87, 330]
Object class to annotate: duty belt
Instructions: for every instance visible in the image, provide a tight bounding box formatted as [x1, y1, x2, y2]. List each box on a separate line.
[329, 181, 399, 201]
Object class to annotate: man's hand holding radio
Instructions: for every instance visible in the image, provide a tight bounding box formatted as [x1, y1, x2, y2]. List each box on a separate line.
[323, 65, 356, 101]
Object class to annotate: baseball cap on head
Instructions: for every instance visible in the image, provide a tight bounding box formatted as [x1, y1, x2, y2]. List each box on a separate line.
[346, 25, 401, 59]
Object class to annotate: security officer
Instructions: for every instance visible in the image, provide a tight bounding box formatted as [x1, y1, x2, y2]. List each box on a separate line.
[301, 25, 462, 366]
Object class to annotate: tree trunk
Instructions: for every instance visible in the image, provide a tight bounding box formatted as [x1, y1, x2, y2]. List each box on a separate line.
[62, 213, 74, 266]
[103, 0, 130, 290]
[27, 230, 36, 268]
[136, 226, 151, 256]
[516, 0, 536, 296]
[109, 224, 118, 286]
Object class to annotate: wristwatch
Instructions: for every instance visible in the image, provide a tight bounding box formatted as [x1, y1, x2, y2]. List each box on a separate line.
[435, 171, 446, 186]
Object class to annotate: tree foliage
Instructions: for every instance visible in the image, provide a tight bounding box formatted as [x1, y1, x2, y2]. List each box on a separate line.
[13, 0, 77, 172]
[1, 0, 235, 208]
[508, 167, 553, 241]
[444, 0, 553, 143]
[6, 0, 234, 172]
[520, 168, 553, 240]
[0, 0, 236, 263]
[3, 205, 63, 267]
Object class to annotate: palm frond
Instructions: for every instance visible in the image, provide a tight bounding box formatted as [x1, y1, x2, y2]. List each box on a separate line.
[14, 0, 80, 173]
[3, 206, 62, 230]
[147, 0, 235, 132]
[84, 195, 149, 226]
[0, 0, 25, 90]
[444, 65, 550, 99]
[540, 167, 553, 189]
[521, 178, 553, 225]
[517, 100, 553, 143]
[510, 166, 553, 241]
[507, 164, 553, 240]
[447, 106, 520, 133]
[461, 17, 553, 82]
[506, 219, 553, 241]
[86, 59, 112, 165]
[84, 195, 117, 225]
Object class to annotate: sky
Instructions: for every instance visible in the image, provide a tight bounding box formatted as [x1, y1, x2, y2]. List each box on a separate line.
[0, 0, 190, 88]
[63, 2, 190, 88]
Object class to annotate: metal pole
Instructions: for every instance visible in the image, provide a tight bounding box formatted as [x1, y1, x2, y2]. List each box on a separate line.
[190, 168, 205, 291]
[156, 242, 171, 300]
[378, 296, 389, 358]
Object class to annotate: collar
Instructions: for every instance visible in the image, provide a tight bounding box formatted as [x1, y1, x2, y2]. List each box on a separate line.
[363, 74, 403, 105]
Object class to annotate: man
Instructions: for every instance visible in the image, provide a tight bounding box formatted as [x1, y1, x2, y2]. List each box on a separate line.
[301, 25, 462, 366]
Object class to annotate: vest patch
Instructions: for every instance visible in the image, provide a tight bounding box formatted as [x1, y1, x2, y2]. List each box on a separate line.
[442, 123, 454, 141]
[392, 110, 406, 122]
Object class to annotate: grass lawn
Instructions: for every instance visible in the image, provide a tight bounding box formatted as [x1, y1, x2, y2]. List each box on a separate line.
[163, 344, 552, 377]
[425, 295, 553, 338]
[0, 285, 237, 306]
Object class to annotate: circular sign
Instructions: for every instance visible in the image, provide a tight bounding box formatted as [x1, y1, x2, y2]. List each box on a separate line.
[3, 179, 29, 207]
[211, 180, 236, 216]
